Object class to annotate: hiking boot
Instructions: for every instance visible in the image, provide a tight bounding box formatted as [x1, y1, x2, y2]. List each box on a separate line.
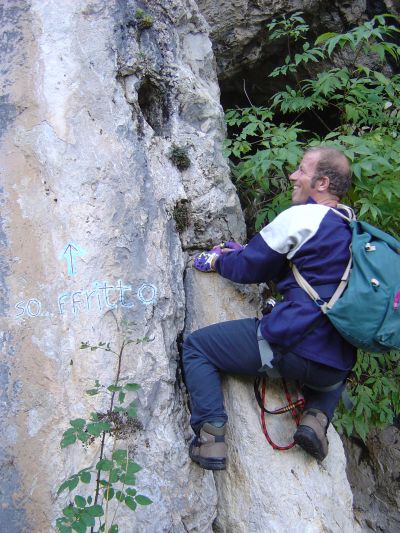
[189, 422, 227, 470]
[294, 408, 329, 462]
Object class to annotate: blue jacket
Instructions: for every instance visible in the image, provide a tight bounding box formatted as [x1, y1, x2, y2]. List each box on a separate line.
[216, 199, 356, 371]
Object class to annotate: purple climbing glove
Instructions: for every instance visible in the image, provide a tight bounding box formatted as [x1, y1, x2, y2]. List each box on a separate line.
[222, 241, 245, 251]
[193, 246, 222, 272]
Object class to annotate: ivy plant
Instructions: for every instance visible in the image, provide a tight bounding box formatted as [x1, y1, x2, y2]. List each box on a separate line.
[224, 12, 400, 439]
[55, 337, 152, 533]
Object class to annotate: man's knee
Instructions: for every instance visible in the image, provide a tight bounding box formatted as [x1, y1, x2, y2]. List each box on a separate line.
[182, 329, 207, 368]
[183, 330, 199, 351]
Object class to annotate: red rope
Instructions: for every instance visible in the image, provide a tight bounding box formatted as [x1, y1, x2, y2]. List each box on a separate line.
[260, 377, 305, 451]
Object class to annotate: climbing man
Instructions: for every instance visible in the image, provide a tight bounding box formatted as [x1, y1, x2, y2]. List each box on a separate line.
[183, 146, 356, 469]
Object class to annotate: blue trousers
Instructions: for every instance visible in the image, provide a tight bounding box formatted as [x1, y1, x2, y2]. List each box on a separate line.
[182, 318, 349, 433]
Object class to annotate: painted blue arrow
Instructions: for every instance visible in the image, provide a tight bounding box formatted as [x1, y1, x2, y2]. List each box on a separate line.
[60, 242, 86, 276]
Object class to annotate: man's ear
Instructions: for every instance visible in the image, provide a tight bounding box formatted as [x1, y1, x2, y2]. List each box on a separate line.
[316, 175, 330, 192]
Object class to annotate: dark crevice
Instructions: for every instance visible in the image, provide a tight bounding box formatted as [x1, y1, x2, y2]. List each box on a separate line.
[175, 265, 192, 422]
[137, 76, 170, 136]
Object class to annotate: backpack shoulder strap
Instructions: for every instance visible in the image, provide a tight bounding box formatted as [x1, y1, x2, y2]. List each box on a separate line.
[330, 203, 356, 222]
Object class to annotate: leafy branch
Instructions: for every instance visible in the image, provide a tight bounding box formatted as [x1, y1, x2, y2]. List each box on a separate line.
[56, 338, 152, 533]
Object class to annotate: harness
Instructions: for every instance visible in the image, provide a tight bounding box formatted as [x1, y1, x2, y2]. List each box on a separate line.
[254, 376, 305, 450]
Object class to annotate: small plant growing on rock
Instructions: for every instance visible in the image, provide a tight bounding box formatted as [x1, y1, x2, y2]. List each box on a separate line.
[135, 8, 153, 30]
[169, 145, 191, 171]
[173, 199, 190, 233]
[55, 337, 152, 533]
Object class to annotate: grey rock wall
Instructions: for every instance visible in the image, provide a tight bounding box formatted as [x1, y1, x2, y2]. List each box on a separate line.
[343, 426, 400, 532]
[1, 0, 357, 532]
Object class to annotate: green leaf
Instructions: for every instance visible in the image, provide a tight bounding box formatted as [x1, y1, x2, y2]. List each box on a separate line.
[57, 479, 72, 495]
[74, 495, 86, 509]
[58, 476, 80, 495]
[135, 495, 152, 506]
[315, 32, 337, 44]
[107, 385, 122, 392]
[120, 473, 136, 485]
[116, 491, 125, 502]
[118, 391, 126, 404]
[109, 525, 119, 533]
[112, 449, 128, 464]
[63, 505, 77, 518]
[86, 388, 100, 396]
[126, 401, 137, 418]
[96, 459, 114, 471]
[374, 71, 389, 85]
[124, 383, 141, 391]
[124, 496, 137, 511]
[79, 471, 91, 484]
[57, 525, 73, 533]
[109, 469, 120, 483]
[71, 521, 86, 533]
[127, 461, 141, 475]
[126, 488, 137, 496]
[69, 476, 80, 491]
[77, 431, 90, 443]
[103, 487, 115, 500]
[86, 422, 111, 436]
[70, 419, 86, 430]
[127, 407, 136, 418]
[354, 418, 368, 442]
[86, 504, 104, 517]
[61, 433, 77, 448]
[80, 512, 95, 527]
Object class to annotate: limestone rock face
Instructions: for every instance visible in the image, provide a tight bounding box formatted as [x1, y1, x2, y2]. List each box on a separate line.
[197, 0, 312, 80]
[343, 426, 400, 532]
[1, 1, 242, 531]
[1, 1, 357, 532]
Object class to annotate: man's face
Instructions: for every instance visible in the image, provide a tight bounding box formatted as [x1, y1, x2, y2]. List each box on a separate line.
[289, 152, 319, 205]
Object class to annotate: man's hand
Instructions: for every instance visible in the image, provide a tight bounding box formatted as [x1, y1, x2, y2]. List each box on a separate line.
[222, 241, 245, 251]
[193, 246, 222, 272]
[193, 241, 244, 272]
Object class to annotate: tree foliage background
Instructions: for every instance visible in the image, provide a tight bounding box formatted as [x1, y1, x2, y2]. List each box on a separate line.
[223, 12, 400, 440]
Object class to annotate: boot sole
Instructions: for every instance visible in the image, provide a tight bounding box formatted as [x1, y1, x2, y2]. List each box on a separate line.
[190, 455, 226, 470]
[189, 448, 226, 470]
[294, 426, 327, 462]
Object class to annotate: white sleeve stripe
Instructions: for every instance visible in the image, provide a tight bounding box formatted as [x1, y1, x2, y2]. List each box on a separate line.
[259, 204, 330, 259]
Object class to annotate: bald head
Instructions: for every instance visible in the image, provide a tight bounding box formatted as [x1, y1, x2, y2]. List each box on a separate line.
[306, 147, 351, 199]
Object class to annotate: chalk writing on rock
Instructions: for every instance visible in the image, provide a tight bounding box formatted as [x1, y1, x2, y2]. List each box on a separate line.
[15, 298, 42, 317]
[15, 280, 157, 318]
[59, 242, 87, 276]
[58, 280, 158, 315]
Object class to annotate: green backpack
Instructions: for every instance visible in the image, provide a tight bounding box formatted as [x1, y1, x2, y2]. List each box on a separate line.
[292, 206, 400, 353]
